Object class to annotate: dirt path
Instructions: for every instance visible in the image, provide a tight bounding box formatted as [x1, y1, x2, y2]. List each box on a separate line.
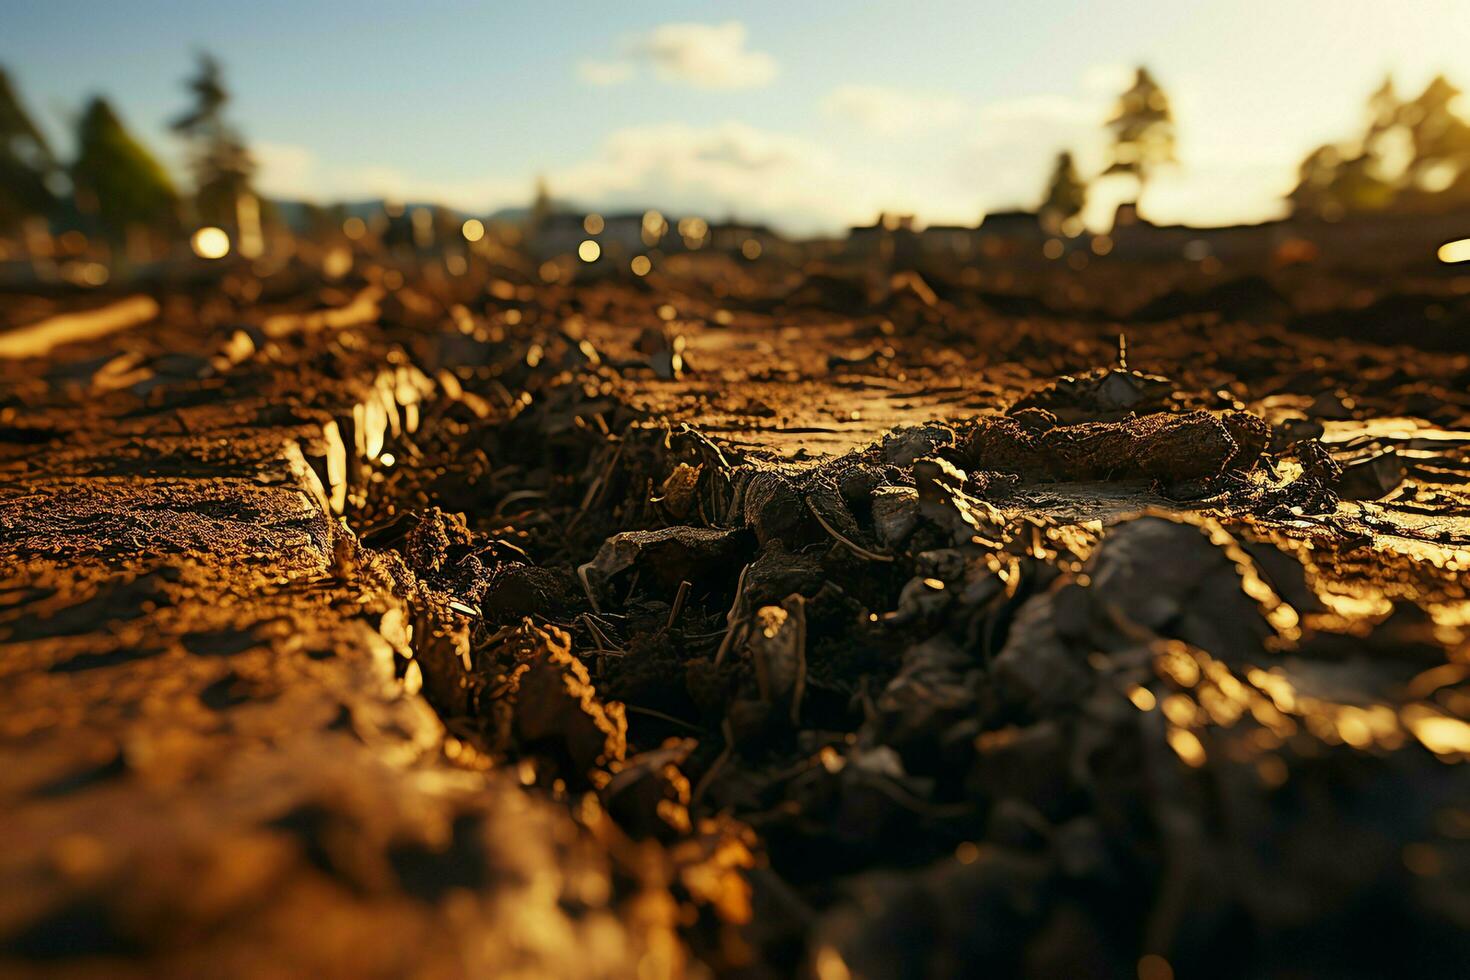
[1, 264, 1468, 977]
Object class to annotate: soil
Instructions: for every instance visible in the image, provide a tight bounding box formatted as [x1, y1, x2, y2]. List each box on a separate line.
[2, 254, 1469, 978]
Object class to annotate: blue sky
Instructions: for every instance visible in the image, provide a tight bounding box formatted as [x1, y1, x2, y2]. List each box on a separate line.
[4, 1, 1467, 232]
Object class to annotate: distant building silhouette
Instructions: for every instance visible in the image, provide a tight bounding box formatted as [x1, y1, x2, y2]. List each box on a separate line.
[1106, 200, 1470, 270]
[707, 219, 779, 257]
[976, 210, 1044, 259]
[846, 213, 918, 268]
[917, 224, 976, 261]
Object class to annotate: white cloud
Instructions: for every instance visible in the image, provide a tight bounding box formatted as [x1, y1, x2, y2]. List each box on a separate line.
[577, 60, 634, 86]
[947, 93, 1110, 218]
[333, 166, 526, 209]
[976, 94, 1101, 128]
[548, 121, 904, 232]
[1082, 63, 1136, 98]
[822, 85, 966, 134]
[251, 142, 523, 210]
[1121, 155, 1296, 228]
[947, 80, 1297, 229]
[249, 61, 1302, 236]
[247, 126, 873, 232]
[252, 94, 1098, 235]
[582, 21, 777, 90]
[813, 85, 1113, 224]
[251, 141, 319, 199]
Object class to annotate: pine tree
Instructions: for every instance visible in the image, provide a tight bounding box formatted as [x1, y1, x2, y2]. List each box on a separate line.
[0, 66, 58, 230]
[71, 97, 178, 239]
[1366, 76, 1400, 134]
[1288, 144, 1345, 219]
[172, 53, 255, 227]
[1289, 73, 1470, 217]
[1330, 151, 1397, 212]
[1403, 75, 1470, 195]
[1040, 151, 1087, 234]
[1105, 67, 1176, 194]
[531, 176, 552, 229]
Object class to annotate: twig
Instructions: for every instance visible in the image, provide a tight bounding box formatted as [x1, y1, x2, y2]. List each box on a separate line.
[680, 422, 730, 470]
[714, 563, 751, 666]
[692, 718, 735, 806]
[576, 563, 601, 614]
[493, 489, 546, 516]
[624, 704, 702, 733]
[574, 441, 625, 519]
[580, 612, 606, 651]
[791, 600, 807, 726]
[666, 579, 692, 630]
[806, 499, 894, 562]
[490, 537, 529, 561]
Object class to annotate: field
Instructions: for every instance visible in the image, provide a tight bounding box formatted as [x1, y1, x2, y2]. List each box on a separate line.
[2, 252, 1469, 977]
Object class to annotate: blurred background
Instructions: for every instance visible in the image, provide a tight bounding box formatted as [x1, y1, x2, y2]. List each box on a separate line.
[1, 0, 1468, 286]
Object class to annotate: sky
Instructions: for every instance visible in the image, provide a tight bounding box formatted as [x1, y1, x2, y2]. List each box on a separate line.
[3, 0, 1468, 234]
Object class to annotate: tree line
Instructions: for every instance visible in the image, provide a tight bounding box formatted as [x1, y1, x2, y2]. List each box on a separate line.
[0, 54, 256, 246]
[1291, 75, 1470, 218]
[1039, 69, 1470, 233]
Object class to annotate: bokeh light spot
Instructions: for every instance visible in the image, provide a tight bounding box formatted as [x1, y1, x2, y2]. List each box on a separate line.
[191, 227, 230, 260]
[1438, 238, 1470, 263]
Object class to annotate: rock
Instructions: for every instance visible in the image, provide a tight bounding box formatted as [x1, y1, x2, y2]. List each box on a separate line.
[807, 848, 1050, 978]
[963, 410, 1258, 483]
[504, 623, 628, 776]
[480, 564, 582, 625]
[600, 738, 696, 839]
[871, 486, 920, 549]
[1087, 516, 1297, 656]
[744, 596, 807, 725]
[740, 469, 807, 546]
[872, 635, 977, 767]
[882, 423, 956, 466]
[1039, 411, 1238, 482]
[402, 506, 475, 577]
[1221, 410, 1270, 470]
[961, 417, 1046, 475]
[1337, 448, 1406, 501]
[990, 594, 1094, 716]
[968, 722, 1074, 819]
[1008, 367, 1176, 422]
[580, 525, 751, 599]
[1308, 389, 1357, 420]
[655, 462, 703, 521]
[743, 540, 825, 608]
[1008, 407, 1057, 434]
